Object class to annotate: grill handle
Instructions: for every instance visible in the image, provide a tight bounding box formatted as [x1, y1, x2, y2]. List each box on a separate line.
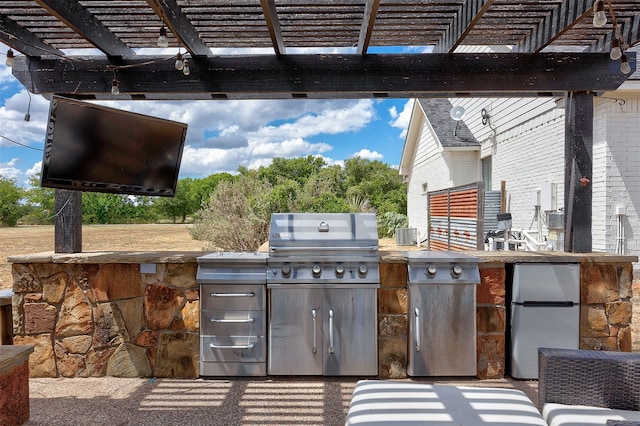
[328, 308, 335, 354]
[210, 292, 255, 298]
[414, 307, 421, 352]
[210, 318, 255, 324]
[270, 246, 378, 253]
[311, 308, 317, 354]
[209, 342, 255, 350]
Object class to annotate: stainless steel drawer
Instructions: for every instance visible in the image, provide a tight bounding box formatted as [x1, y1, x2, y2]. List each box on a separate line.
[200, 361, 266, 377]
[201, 309, 265, 336]
[201, 285, 265, 311]
[200, 336, 265, 363]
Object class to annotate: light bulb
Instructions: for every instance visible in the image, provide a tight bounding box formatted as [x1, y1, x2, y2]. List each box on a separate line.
[620, 54, 632, 75]
[111, 79, 120, 95]
[610, 38, 622, 61]
[592, 0, 607, 27]
[175, 53, 184, 70]
[157, 26, 169, 48]
[182, 59, 190, 76]
[5, 49, 14, 67]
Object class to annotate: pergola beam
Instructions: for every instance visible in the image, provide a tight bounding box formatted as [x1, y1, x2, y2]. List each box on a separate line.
[12, 53, 635, 100]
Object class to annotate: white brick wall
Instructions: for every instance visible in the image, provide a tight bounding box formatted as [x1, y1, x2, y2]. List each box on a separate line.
[594, 96, 640, 257]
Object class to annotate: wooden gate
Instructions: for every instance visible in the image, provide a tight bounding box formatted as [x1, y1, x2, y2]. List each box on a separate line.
[428, 182, 485, 251]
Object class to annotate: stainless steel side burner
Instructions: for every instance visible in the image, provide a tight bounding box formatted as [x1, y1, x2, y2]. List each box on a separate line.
[267, 213, 379, 376]
[406, 250, 480, 377]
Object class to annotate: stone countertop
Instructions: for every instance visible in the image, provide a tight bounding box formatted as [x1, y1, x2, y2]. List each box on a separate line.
[0, 345, 34, 374]
[8, 249, 638, 265]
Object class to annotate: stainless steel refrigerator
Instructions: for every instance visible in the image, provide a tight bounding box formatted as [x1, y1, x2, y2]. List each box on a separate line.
[510, 263, 580, 379]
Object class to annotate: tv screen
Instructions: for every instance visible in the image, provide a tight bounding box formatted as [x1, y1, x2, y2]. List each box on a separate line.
[41, 96, 188, 197]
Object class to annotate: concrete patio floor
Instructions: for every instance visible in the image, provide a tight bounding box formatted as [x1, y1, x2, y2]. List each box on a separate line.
[24, 376, 538, 426]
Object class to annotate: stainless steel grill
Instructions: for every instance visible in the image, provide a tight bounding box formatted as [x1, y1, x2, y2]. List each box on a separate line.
[406, 251, 480, 376]
[267, 213, 379, 376]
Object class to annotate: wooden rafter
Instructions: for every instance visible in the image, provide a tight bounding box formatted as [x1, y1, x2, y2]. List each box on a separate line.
[356, 0, 381, 55]
[435, 0, 494, 54]
[0, 14, 63, 57]
[35, 0, 135, 59]
[146, 0, 211, 58]
[260, 0, 286, 55]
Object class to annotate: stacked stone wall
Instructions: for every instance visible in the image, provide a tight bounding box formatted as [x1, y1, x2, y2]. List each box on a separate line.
[10, 255, 634, 379]
[580, 263, 633, 351]
[11, 262, 199, 378]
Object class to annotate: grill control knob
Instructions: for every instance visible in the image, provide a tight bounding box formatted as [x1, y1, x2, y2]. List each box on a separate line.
[281, 265, 292, 278]
[451, 265, 463, 277]
[426, 266, 437, 277]
[312, 265, 322, 278]
[335, 265, 345, 278]
[358, 265, 368, 278]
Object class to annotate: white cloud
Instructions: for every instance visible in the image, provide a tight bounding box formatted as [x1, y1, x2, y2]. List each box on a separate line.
[389, 99, 414, 139]
[0, 158, 21, 180]
[350, 149, 383, 161]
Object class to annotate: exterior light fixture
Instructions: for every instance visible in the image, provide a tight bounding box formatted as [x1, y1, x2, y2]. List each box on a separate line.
[5, 49, 14, 67]
[157, 26, 169, 48]
[592, 0, 607, 27]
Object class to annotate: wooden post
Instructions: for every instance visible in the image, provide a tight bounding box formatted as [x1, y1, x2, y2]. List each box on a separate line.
[564, 92, 593, 253]
[54, 189, 82, 253]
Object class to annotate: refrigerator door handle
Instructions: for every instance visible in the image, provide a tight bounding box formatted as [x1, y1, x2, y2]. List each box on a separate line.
[515, 301, 577, 308]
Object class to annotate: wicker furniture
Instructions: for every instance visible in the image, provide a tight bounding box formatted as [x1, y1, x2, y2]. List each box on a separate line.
[538, 347, 640, 426]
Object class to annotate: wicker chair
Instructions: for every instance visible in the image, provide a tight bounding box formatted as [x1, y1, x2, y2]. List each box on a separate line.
[538, 347, 640, 426]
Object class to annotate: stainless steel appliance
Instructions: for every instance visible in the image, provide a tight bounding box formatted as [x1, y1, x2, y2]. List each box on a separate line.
[267, 213, 379, 376]
[510, 263, 580, 379]
[196, 252, 268, 376]
[407, 251, 480, 376]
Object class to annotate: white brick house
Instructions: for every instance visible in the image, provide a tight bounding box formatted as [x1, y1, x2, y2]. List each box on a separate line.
[400, 77, 640, 261]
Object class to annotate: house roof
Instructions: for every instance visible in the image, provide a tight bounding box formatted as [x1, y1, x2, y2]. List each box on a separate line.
[417, 98, 480, 149]
[2, 1, 639, 99]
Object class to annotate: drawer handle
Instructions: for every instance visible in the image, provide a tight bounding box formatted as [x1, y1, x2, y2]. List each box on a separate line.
[210, 318, 255, 323]
[210, 292, 255, 297]
[209, 343, 255, 350]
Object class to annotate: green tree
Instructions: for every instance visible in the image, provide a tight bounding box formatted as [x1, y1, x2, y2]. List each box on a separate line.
[257, 156, 326, 186]
[0, 175, 25, 226]
[22, 174, 55, 224]
[153, 178, 198, 223]
[82, 192, 152, 224]
[344, 157, 406, 215]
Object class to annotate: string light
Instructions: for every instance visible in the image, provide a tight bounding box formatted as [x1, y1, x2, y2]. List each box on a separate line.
[182, 59, 190, 76]
[111, 78, 120, 95]
[620, 54, 631, 74]
[157, 26, 169, 48]
[175, 52, 184, 71]
[610, 37, 622, 60]
[592, 0, 607, 27]
[5, 49, 14, 67]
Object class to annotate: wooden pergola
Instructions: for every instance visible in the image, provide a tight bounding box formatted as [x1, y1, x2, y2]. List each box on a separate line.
[2, 0, 639, 252]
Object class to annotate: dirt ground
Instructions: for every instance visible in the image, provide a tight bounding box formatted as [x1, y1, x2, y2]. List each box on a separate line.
[0, 224, 409, 290]
[0, 224, 205, 290]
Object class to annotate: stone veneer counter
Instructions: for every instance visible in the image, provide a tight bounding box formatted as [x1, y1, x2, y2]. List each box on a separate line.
[8, 250, 637, 380]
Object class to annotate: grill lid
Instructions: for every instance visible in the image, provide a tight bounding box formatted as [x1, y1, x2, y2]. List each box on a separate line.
[268, 213, 378, 256]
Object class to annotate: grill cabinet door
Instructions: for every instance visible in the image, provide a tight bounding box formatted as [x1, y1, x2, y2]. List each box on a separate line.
[268, 288, 322, 375]
[408, 282, 477, 376]
[323, 288, 378, 376]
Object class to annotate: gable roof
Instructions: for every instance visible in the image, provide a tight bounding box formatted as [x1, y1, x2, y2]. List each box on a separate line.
[416, 99, 480, 149]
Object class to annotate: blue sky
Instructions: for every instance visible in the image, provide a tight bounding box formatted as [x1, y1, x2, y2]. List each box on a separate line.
[0, 43, 414, 187]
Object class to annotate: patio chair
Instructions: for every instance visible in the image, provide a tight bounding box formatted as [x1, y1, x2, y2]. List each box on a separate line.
[538, 347, 640, 426]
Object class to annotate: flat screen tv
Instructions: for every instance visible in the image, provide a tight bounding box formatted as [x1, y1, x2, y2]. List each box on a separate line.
[40, 96, 188, 197]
